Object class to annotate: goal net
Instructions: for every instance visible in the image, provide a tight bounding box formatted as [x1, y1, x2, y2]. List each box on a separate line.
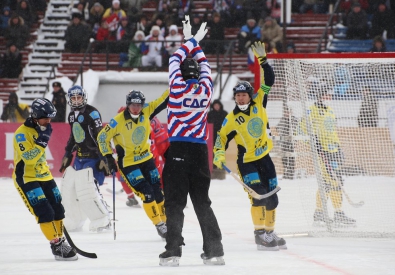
[265, 53, 395, 238]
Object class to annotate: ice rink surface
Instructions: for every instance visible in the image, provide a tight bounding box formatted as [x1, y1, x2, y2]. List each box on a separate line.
[1, 175, 395, 275]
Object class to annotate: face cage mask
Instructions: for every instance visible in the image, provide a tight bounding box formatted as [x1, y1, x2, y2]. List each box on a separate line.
[69, 95, 86, 108]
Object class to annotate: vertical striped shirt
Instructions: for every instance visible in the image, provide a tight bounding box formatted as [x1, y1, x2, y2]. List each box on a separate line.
[168, 38, 212, 144]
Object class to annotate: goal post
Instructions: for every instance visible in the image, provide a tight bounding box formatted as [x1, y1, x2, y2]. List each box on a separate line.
[264, 53, 395, 238]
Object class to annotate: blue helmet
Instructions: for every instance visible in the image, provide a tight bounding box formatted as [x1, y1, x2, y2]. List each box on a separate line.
[233, 81, 254, 98]
[67, 85, 87, 108]
[31, 98, 57, 119]
[126, 90, 145, 106]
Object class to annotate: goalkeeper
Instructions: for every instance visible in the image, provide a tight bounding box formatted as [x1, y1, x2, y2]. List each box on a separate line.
[213, 41, 286, 251]
[301, 84, 356, 226]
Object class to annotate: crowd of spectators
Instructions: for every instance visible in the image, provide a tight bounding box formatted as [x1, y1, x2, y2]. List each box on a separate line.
[0, 0, 46, 79]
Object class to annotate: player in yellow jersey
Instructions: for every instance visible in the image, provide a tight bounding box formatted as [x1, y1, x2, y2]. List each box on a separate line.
[301, 84, 356, 226]
[97, 89, 169, 239]
[12, 98, 77, 261]
[213, 41, 286, 251]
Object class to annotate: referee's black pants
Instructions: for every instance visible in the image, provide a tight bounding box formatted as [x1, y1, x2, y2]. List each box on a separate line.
[163, 141, 223, 256]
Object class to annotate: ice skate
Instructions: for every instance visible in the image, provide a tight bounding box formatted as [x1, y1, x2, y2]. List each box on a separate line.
[272, 232, 287, 250]
[159, 247, 182, 266]
[126, 196, 140, 207]
[313, 210, 333, 227]
[156, 222, 167, 240]
[201, 252, 225, 265]
[334, 211, 356, 227]
[254, 229, 279, 251]
[50, 237, 78, 261]
[96, 222, 112, 232]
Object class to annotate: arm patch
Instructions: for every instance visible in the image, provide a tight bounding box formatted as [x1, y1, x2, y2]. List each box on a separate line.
[89, 111, 100, 120]
[109, 119, 118, 128]
[15, 133, 26, 142]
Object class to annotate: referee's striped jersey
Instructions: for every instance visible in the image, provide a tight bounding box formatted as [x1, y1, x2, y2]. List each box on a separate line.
[167, 38, 212, 144]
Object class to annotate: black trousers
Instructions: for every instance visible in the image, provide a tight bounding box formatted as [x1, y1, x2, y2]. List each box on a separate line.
[163, 142, 223, 255]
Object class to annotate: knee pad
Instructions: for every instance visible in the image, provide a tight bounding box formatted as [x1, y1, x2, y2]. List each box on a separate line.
[243, 172, 261, 185]
[149, 168, 160, 185]
[25, 186, 55, 223]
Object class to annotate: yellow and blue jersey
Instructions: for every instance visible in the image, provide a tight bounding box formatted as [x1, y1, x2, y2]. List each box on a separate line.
[13, 119, 53, 183]
[97, 89, 169, 167]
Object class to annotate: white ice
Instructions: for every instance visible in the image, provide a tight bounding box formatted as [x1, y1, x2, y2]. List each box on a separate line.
[1, 175, 395, 275]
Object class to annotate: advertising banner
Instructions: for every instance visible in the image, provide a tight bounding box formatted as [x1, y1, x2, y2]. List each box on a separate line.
[0, 123, 214, 178]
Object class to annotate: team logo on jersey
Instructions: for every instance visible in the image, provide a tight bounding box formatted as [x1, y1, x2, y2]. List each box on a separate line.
[222, 118, 228, 126]
[15, 133, 26, 142]
[182, 94, 208, 110]
[72, 123, 86, 143]
[90, 110, 100, 119]
[139, 115, 144, 123]
[109, 119, 118, 128]
[78, 115, 84, 123]
[252, 106, 258, 114]
[132, 126, 145, 144]
[247, 117, 263, 138]
[323, 116, 335, 132]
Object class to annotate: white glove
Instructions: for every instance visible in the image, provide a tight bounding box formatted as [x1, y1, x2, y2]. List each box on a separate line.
[250, 41, 267, 65]
[182, 15, 193, 40]
[194, 22, 208, 43]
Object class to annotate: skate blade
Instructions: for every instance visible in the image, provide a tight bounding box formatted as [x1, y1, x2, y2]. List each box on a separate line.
[54, 255, 78, 261]
[159, 257, 180, 266]
[278, 244, 287, 250]
[333, 222, 357, 228]
[257, 245, 279, 251]
[203, 257, 225, 265]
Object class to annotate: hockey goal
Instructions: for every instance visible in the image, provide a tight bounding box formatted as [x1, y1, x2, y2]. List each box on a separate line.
[265, 53, 395, 238]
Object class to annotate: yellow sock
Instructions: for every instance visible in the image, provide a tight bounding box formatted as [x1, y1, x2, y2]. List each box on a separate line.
[157, 200, 166, 223]
[251, 206, 266, 230]
[329, 189, 343, 210]
[142, 201, 162, 225]
[53, 220, 63, 238]
[265, 209, 276, 231]
[40, 222, 58, 241]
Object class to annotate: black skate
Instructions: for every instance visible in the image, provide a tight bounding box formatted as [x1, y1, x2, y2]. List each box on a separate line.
[313, 210, 333, 227]
[254, 229, 279, 251]
[272, 232, 287, 250]
[126, 196, 140, 207]
[201, 252, 225, 265]
[159, 247, 182, 266]
[50, 237, 78, 261]
[156, 222, 167, 240]
[334, 211, 356, 227]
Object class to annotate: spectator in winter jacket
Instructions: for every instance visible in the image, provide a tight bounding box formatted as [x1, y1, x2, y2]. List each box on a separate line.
[370, 2, 395, 39]
[141, 25, 164, 68]
[1, 92, 30, 123]
[205, 12, 225, 54]
[149, 13, 168, 38]
[117, 16, 136, 53]
[346, 3, 368, 39]
[87, 2, 105, 38]
[4, 14, 29, 50]
[102, 0, 126, 32]
[0, 43, 23, 78]
[370, 35, 387, 52]
[299, 0, 328, 14]
[243, 0, 270, 23]
[51, 82, 67, 122]
[237, 17, 261, 54]
[0, 6, 11, 36]
[121, 30, 146, 67]
[16, 0, 35, 28]
[260, 16, 283, 52]
[65, 13, 92, 53]
[165, 24, 183, 56]
[208, 99, 228, 143]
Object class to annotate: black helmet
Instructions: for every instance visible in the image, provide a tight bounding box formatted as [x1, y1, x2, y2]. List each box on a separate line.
[31, 98, 57, 119]
[126, 90, 145, 106]
[180, 58, 199, 80]
[233, 81, 254, 98]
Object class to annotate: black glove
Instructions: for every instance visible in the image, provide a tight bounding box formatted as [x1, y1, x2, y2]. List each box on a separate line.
[97, 157, 111, 176]
[59, 151, 73, 173]
[105, 154, 118, 173]
[35, 124, 52, 148]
